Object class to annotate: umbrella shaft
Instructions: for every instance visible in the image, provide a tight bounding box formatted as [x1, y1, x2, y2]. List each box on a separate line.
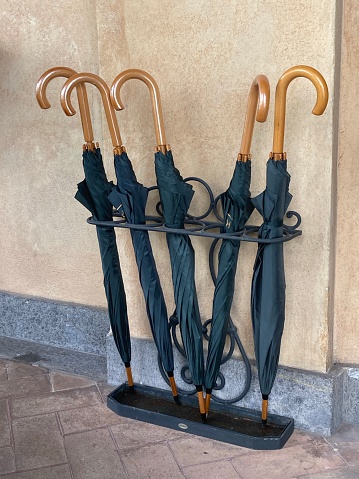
[262, 398, 268, 422]
[125, 364, 134, 387]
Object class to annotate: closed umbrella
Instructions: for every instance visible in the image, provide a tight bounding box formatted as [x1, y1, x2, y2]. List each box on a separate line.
[111, 70, 206, 421]
[108, 69, 179, 403]
[251, 65, 328, 426]
[60, 73, 135, 391]
[204, 75, 270, 416]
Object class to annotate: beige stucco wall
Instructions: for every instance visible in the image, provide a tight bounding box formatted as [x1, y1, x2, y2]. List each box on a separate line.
[0, 0, 341, 373]
[334, 0, 359, 364]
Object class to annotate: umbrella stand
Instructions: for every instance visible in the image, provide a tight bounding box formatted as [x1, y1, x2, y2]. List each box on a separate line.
[108, 69, 179, 404]
[60, 72, 134, 392]
[205, 74, 270, 417]
[111, 69, 205, 420]
[254, 65, 328, 427]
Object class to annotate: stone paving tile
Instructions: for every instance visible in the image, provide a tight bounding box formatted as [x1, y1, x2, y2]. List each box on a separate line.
[50, 371, 96, 391]
[168, 435, 248, 467]
[12, 413, 67, 471]
[0, 361, 7, 381]
[0, 464, 73, 479]
[0, 400, 11, 447]
[64, 428, 127, 479]
[59, 404, 124, 434]
[0, 374, 51, 400]
[326, 424, 359, 466]
[6, 361, 48, 380]
[0, 446, 16, 474]
[298, 467, 359, 478]
[182, 459, 241, 479]
[120, 442, 185, 478]
[9, 385, 102, 418]
[286, 429, 321, 448]
[97, 381, 116, 401]
[231, 443, 346, 479]
[111, 417, 186, 451]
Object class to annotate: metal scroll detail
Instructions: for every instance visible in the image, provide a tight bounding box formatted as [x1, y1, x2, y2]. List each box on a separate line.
[88, 176, 302, 404]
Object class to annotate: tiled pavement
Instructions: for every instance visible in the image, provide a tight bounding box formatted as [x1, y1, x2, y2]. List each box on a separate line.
[0, 358, 359, 479]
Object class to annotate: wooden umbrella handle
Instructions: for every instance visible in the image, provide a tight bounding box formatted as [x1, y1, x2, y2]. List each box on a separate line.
[110, 69, 168, 154]
[36, 67, 94, 145]
[272, 65, 329, 159]
[60, 72, 124, 151]
[238, 74, 270, 161]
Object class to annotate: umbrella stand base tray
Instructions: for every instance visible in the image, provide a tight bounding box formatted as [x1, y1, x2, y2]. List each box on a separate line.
[107, 383, 294, 450]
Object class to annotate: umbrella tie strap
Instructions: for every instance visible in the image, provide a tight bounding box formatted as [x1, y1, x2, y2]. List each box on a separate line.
[265, 220, 283, 228]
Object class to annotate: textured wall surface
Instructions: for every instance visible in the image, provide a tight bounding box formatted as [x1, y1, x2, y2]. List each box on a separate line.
[0, 1, 339, 373]
[334, 0, 359, 364]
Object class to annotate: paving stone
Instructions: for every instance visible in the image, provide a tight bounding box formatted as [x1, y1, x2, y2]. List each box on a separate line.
[111, 417, 185, 451]
[325, 424, 359, 466]
[0, 464, 73, 479]
[64, 428, 127, 479]
[9, 385, 102, 418]
[121, 442, 185, 478]
[183, 459, 240, 479]
[168, 435, 248, 467]
[0, 400, 11, 447]
[0, 361, 7, 381]
[299, 468, 359, 478]
[12, 413, 67, 471]
[231, 443, 346, 479]
[59, 404, 123, 434]
[0, 446, 16, 474]
[50, 371, 96, 391]
[0, 374, 51, 400]
[6, 361, 48, 380]
[97, 381, 115, 401]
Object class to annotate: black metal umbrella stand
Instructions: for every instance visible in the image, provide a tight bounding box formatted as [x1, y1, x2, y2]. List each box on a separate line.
[88, 174, 302, 450]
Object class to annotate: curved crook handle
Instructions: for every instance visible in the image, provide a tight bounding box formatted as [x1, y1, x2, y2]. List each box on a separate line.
[238, 74, 270, 160]
[61, 72, 124, 150]
[272, 65, 329, 158]
[36, 67, 94, 144]
[110, 69, 168, 153]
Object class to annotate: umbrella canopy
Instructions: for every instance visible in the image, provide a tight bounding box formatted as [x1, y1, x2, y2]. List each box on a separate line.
[251, 65, 328, 426]
[155, 150, 204, 393]
[204, 75, 269, 415]
[76, 147, 131, 368]
[60, 72, 135, 390]
[108, 151, 178, 401]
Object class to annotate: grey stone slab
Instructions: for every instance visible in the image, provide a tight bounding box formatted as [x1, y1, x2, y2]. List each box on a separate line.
[0, 400, 11, 447]
[0, 464, 73, 479]
[6, 361, 49, 380]
[50, 371, 96, 391]
[183, 460, 240, 479]
[120, 443, 185, 479]
[64, 428, 127, 479]
[0, 446, 16, 474]
[343, 368, 359, 425]
[59, 404, 123, 434]
[0, 291, 109, 355]
[231, 443, 346, 479]
[111, 418, 185, 451]
[168, 436, 247, 467]
[9, 385, 102, 418]
[0, 374, 52, 400]
[0, 336, 107, 381]
[12, 413, 67, 471]
[299, 469, 358, 479]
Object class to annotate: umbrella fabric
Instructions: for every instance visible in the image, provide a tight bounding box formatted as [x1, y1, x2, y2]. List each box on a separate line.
[204, 160, 253, 391]
[108, 152, 174, 374]
[251, 158, 292, 396]
[155, 150, 204, 387]
[75, 147, 131, 365]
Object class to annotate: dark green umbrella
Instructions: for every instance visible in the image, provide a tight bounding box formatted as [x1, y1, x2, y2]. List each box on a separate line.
[60, 72, 136, 390]
[204, 76, 269, 416]
[108, 151, 179, 403]
[76, 147, 132, 389]
[251, 66, 328, 426]
[155, 149, 205, 420]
